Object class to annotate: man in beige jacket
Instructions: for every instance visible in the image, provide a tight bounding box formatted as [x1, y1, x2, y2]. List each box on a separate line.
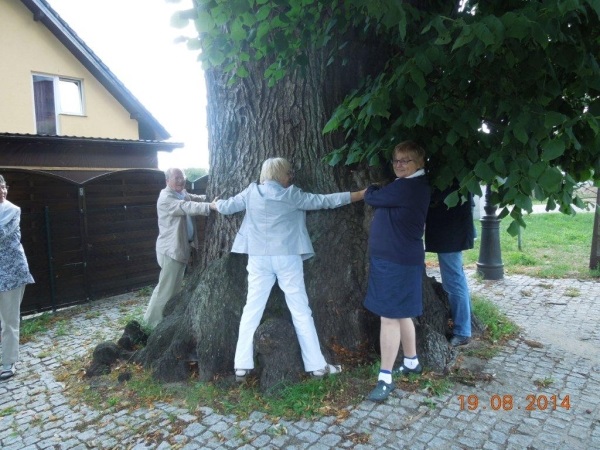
[144, 168, 213, 328]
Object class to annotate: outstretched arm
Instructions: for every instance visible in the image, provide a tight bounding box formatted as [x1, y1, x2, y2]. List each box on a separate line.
[350, 188, 367, 203]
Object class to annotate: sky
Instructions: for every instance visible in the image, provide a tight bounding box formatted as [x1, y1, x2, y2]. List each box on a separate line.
[46, 0, 209, 170]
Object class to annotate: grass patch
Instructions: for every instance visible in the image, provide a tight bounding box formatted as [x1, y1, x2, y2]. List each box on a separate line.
[427, 212, 597, 279]
[471, 294, 519, 343]
[48, 294, 519, 423]
[20, 313, 54, 342]
[58, 360, 379, 420]
[0, 407, 17, 417]
[57, 357, 454, 422]
[19, 312, 69, 344]
[534, 377, 555, 388]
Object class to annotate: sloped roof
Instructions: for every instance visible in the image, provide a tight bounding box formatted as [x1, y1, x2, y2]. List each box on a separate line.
[20, 0, 172, 141]
[0, 132, 181, 183]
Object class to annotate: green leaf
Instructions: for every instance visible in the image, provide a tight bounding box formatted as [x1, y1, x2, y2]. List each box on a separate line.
[528, 161, 547, 179]
[368, 153, 381, 166]
[195, 11, 216, 32]
[544, 112, 567, 128]
[531, 23, 549, 49]
[541, 139, 565, 161]
[235, 65, 249, 78]
[256, 5, 271, 21]
[474, 23, 495, 47]
[230, 21, 247, 42]
[506, 219, 521, 237]
[208, 49, 226, 66]
[474, 160, 495, 182]
[413, 89, 428, 110]
[409, 66, 426, 89]
[366, 97, 390, 118]
[452, 25, 475, 52]
[502, 12, 529, 40]
[444, 190, 459, 208]
[415, 53, 432, 75]
[446, 130, 458, 146]
[512, 125, 529, 144]
[538, 168, 563, 193]
[327, 151, 343, 166]
[435, 33, 452, 45]
[465, 177, 483, 197]
[346, 150, 362, 165]
[514, 193, 533, 212]
[398, 18, 407, 42]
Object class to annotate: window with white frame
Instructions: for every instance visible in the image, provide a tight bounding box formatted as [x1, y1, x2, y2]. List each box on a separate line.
[32, 74, 84, 134]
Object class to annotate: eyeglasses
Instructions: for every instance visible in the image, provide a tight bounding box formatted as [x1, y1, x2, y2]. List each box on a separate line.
[0, 185, 8, 190]
[391, 159, 413, 166]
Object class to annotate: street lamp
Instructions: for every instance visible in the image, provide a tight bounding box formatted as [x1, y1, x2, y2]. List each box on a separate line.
[476, 184, 504, 280]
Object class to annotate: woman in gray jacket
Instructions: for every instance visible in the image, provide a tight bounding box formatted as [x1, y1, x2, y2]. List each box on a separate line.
[0, 175, 34, 381]
[214, 158, 365, 380]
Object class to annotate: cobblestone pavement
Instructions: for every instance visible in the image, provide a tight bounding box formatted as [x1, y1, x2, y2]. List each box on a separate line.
[1, 270, 599, 449]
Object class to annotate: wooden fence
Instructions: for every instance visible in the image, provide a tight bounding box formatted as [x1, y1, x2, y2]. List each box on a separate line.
[2, 169, 206, 316]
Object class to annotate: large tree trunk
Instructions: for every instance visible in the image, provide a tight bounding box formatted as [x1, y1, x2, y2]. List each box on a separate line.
[134, 35, 463, 390]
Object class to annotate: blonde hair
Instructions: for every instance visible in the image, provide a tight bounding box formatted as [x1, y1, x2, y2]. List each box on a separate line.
[393, 141, 426, 167]
[260, 158, 291, 184]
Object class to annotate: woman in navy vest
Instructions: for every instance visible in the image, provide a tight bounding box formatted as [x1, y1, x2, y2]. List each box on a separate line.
[363, 141, 431, 402]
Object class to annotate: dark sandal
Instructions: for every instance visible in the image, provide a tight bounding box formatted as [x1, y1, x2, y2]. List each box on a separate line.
[0, 364, 16, 381]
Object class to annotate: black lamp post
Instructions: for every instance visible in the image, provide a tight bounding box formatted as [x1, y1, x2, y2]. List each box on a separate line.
[476, 184, 504, 280]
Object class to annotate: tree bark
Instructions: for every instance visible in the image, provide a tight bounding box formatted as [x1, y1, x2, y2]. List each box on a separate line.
[134, 35, 465, 391]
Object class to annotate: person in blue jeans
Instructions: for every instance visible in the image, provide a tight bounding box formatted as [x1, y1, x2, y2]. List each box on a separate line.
[425, 185, 474, 347]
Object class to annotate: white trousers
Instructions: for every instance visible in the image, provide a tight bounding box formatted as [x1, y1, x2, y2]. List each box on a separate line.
[0, 285, 25, 367]
[234, 255, 327, 372]
[143, 252, 186, 328]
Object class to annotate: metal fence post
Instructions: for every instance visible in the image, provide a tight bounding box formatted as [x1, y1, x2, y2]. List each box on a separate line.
[44, 206, 57, 310]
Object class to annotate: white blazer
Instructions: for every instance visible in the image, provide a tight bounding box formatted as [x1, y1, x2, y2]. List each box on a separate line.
[216, 181, 351, 260]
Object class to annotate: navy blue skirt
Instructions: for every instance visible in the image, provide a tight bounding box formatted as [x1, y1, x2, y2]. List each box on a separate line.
[363, 256, 423, 319]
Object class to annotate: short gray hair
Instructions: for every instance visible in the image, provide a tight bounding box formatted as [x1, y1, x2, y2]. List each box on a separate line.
[0, 175, 5, 185]
[164, 168, 184, 181]
[260, 158, 291, 184]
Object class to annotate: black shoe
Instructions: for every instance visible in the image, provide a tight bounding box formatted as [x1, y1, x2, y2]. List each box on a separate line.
[392, 363, 423, 376]
[367, 380, 395, 402]
[0, 363, 16, 381]
[450, 335, 471, 347]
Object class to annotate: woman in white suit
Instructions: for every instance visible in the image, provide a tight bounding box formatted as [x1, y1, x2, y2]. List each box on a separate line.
[213, 158, 365, 380]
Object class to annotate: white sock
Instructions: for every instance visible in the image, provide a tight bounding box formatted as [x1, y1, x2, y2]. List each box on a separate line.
[378, 370, 392, 384]
[404, 356, 419, 369]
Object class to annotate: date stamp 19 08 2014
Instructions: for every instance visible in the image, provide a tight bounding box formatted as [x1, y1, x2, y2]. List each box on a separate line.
[458, 394, 571, 411]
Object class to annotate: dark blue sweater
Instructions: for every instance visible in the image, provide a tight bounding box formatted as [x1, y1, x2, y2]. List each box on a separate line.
[365, 175, 431, 265]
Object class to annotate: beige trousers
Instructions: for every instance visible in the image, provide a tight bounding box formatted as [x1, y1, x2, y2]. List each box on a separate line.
[0, 285, 25, 367]
[143, 252, 186, 328]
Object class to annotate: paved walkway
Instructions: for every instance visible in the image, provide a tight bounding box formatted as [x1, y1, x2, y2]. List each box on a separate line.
[1, 270, 599, 449]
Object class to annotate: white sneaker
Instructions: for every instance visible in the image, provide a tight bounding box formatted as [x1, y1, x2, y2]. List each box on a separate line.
[311, 363, 342, 378]
[235, 369, 251, 382]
